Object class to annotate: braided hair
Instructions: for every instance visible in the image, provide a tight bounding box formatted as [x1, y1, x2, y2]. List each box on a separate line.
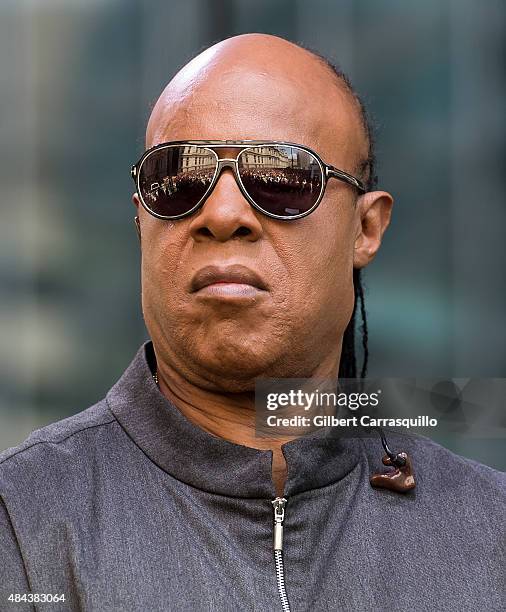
[339, 268, 368, 379]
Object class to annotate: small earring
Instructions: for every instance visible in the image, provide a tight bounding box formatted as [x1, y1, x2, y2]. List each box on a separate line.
[134, 216, 141, 242]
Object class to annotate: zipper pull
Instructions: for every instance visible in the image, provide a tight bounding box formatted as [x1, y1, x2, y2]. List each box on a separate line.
[272, 497, 287, 551]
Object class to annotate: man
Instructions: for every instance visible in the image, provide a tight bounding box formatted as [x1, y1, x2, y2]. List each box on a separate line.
[0, 34, 504, 612]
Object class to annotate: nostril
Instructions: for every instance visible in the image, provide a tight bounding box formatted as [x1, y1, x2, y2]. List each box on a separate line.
[234, 226, 251, 237]
[197, 227, 213, 238]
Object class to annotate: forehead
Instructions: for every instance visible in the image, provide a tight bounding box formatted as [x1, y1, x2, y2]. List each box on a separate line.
[146, 47, 366, 171]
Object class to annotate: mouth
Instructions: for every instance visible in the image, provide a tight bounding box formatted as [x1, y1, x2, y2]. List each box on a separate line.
[190, 264, 269, 298]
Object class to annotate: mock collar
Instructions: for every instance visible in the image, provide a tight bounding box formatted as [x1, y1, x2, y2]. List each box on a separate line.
[106, 341, 363, 499]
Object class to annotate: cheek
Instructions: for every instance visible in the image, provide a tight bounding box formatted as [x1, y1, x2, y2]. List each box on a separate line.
[282, 200, 356, 315]
[140, 225, 190, 318]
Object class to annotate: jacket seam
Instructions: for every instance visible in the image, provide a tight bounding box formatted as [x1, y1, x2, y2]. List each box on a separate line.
[0, 418, 117, 468]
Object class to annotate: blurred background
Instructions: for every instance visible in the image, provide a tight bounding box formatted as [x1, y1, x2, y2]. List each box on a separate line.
[0, 0, 504, 468]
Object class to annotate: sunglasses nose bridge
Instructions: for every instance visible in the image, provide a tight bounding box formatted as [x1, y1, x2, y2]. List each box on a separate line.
[216, 158, 239, 169]
[203, 157, 263, 218]
[212, 157, 242, 186]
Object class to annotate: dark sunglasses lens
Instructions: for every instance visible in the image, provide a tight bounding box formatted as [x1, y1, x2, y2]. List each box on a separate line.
[237, 146, 322, 217]
[138, 146, 216, 217]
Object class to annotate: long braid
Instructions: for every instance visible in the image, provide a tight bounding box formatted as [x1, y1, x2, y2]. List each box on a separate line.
[339, 298, 357, 379]
[356, 269, 369, 379]
[338, 268, 368, 380]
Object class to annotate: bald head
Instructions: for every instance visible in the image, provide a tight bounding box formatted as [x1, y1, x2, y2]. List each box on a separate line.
[145, 33, 370, 183]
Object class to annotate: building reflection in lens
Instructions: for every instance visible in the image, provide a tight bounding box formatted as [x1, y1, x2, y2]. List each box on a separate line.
[143, 146, 216, 204]
[239, 146, 321, 196]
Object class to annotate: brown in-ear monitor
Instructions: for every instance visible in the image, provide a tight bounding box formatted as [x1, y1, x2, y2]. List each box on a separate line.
[370, 428, 416, 493]
[370, 451, 415, 493]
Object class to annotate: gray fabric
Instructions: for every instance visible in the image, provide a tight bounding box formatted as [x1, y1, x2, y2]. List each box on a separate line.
[0, 341, 504, 612]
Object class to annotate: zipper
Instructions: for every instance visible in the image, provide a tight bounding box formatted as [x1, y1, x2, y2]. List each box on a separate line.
[272, 497, 292, 612]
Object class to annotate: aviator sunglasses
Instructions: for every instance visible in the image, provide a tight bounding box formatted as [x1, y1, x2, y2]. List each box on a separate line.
[131, 140, 366, 221]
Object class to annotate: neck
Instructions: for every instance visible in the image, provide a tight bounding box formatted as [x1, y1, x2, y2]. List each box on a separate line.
[154, 350, 341, 497]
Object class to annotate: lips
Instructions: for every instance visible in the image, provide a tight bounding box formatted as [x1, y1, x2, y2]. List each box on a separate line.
[190, 264, 269, 293]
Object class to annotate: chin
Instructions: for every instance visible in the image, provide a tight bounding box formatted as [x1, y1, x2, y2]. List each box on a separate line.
[205, 343, 275, 375]
[191, 338, 282, 390]
[194, 343, 325, 394]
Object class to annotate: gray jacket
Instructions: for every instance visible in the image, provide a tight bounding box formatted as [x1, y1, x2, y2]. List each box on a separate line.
[0, 341, 504, 611]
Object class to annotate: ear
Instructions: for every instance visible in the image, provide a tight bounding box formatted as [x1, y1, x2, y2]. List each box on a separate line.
[353, 190, 394, 268]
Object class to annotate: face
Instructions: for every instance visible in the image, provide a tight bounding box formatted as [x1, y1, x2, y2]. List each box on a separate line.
[133, 35, 392, 392]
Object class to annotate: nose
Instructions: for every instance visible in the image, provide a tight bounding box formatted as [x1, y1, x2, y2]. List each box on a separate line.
[188, 165, 264, 243]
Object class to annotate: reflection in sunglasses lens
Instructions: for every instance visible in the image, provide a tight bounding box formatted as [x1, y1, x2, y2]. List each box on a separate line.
[238, 145, 322, 217]
[139, 146, 216, 217]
